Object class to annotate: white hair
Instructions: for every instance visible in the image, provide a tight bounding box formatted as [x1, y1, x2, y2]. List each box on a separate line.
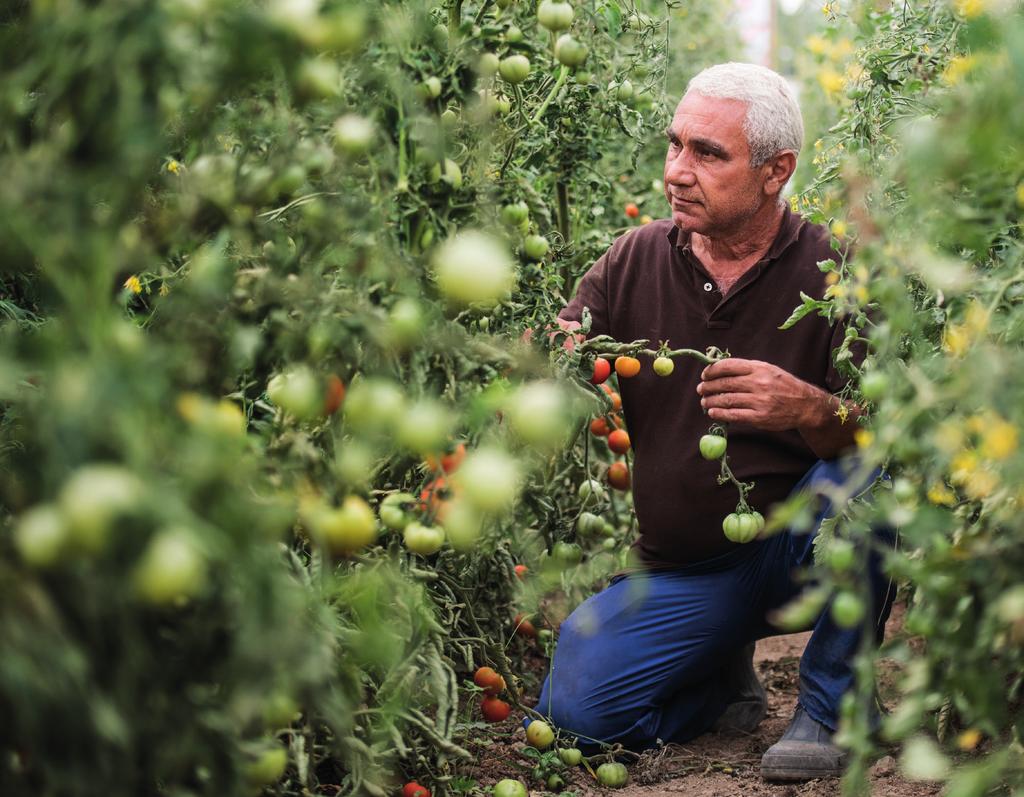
[685, 63, 804, 167]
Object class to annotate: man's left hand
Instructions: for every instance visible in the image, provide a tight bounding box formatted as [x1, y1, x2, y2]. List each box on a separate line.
[696, 358, 828, 432]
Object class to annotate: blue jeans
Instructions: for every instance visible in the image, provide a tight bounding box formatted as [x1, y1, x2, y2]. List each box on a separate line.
[532, 459, 896, 751]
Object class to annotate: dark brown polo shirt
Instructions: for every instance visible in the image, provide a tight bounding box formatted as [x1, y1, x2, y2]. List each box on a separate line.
[560, 207, 854, 567]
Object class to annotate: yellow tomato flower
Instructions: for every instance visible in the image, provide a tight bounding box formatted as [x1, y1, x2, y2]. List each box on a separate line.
[927, 483, 956, 506]
[942, 55, 977, 86]
[950, 450, 980, 484]
[854, 429, 874, 448]
[826, 271, 841, 286]
[159, 283, 170, 297]
[817, 69, 845, 95]
[981, 419, 1019, 460]
[830, 219, 848, 238]
[854, 285, 869, 304]
[124, 275, 143, 294]
[954, 0, 984, 18]
[825, 283, 847, 300]
[942, 323, 969, 356]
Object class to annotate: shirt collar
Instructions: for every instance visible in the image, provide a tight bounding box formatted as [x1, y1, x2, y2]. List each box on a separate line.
[665, 204, 805, 263]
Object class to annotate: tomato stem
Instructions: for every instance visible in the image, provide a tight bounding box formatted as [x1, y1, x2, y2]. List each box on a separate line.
[531, 65, 570, 126]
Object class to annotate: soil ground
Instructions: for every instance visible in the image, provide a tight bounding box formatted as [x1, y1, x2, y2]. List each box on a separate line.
[463, 604, 942, 797]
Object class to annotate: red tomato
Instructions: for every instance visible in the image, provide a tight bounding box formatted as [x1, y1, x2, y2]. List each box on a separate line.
[481, 695, 512, 722]
[473, 666, 506, 695]
[514, 563, 529, 580]
[425, 441, 466, 474]
[590, 358, 611, 385]
[599, 384, 622, 411]
[625, 202, 639, 218]
[607, 461, 630, 491]
[323, 374, 346, 415]
[607, 429, 630, 454]
[590, 417, 611, 436]
[513, 612, 537, 639]
[403, 783, 430, 797]
[614, 356, 641, 378]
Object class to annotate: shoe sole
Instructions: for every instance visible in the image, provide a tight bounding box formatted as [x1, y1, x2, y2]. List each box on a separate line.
[761, 764, 844, 782]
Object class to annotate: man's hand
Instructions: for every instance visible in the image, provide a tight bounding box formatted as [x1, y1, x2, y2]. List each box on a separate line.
[696, 358, 860, 458]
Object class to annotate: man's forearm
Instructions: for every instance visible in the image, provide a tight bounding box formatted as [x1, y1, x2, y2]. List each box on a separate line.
[797, 387, 863, 461]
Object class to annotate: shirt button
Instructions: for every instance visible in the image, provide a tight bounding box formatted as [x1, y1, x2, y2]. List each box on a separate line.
[703, 282, 714, 292]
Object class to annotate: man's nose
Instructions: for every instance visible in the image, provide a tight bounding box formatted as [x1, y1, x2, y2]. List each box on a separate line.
[665, 150, 696, 186]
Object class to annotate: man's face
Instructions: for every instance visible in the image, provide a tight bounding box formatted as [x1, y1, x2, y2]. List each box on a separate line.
[663, 91, 767, 238]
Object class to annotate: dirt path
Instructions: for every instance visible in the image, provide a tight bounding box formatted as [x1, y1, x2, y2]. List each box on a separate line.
[465, 607, 941, 796]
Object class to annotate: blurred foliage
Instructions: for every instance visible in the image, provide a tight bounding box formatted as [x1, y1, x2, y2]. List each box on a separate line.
[0, 1, 738, 796]
[788, 0, 1024, 793]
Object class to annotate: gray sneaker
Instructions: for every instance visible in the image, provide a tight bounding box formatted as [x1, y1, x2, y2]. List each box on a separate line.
[711, 643, 767, 733]
[760, 705, 847, 781]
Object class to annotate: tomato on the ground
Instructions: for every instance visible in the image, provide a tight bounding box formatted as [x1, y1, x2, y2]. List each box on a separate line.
[402, 782, 430, 797]
[525, 719, 555, 749]
[596, 762, 629, 788]
[493, 779, 528, 797]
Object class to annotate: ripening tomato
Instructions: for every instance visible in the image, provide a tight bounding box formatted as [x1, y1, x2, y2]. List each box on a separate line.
[625, 202, 639, 218]
[591, 358, 611, 385]
[514, 563, 529, 580]
[403, 522, 445, 556]
[481, 695, 512, 722]
[425, 441, 466, 474]
[653, 356, 674, 376]
[607, 429, 631, 454]
[323, 374, 346, 415]
[607, 461, 630, 491]
[402, 782, 430, 797]
[614, 356, 641, 378]
[590, 417, 611, 436]
[513, 612, 537, 639]
[526, 719, 555, 749]
[599, 383, 622, 410]
[474, 666, 506, 695]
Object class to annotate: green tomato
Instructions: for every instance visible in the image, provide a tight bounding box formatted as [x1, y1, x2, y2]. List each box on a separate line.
[314, 496, 377, 555]
[827, 538, 856, 573]
[553, 541, 583, 567]
[263, 692, 301, 729]
[578, 478, 607, 507]
[343, 378, 405, 432]
[499, 54, 531, 84]
[596, 762, 629, 788]
[831, 591, 865, 628]
[504, 380, 567, 448]
[331, 114, 375, 156]
[602, 537, 617, 551]
[523, 234, 550, 260]
[750, 511, 765, 533]
[403, 522, 445, 556]
[525, 719, 555, 749]
[555, 34, 588, 67]
[615, 79, 634, 102]
[546, 774, 566, 790]
[478, 52, 501, 76]
[723, 512, 759, 543]
[537, 0, 574, 31]
[493, 779, 528, 797]
[388, 297, 424, 347]
[860, 371, 889, 401]
[396, 400, 453, 455]
[504, 24, 523, 43]
[421, 76, 442, 99]
[559, 747, 583, 766]
[60, 464, 143, 553]
[379, 492, 416, 530]
[432, 230, 515, 308]
[133, 527, 208, 606]
[429, 157, 463, 190]
[455, 448, 521, 512]
[500, 201, 529, 227]
[699, 434, 727, 460]
[653, 356, 674, 376]
[14, 504, 68, 568]
[267, 366, 322, 420]
[244, 745, 288, 786]
[576, 511, 605, 537]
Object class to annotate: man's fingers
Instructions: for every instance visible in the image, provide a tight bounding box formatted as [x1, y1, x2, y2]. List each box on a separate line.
[696, 376, 750, 396]
[701, 392, 756, 410]
[706, 407, 761, 424]
[701, 358, 757, 381]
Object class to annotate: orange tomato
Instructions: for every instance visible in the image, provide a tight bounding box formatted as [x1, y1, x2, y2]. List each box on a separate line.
[607, 429, 630, 454]
[614, 356, 641, 378]
[625, 202, 639, 218]
[590, 417, 611, 436]
[323, 374, 346, 415]
[599, 384, 622, 411]
[607, 461, 630, 491]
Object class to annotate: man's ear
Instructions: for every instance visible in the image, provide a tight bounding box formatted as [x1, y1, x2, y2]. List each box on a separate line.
[762, 151, 797, 198]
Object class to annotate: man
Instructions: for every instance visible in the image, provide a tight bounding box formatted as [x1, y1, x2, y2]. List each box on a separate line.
[534, 63, 895, 781]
